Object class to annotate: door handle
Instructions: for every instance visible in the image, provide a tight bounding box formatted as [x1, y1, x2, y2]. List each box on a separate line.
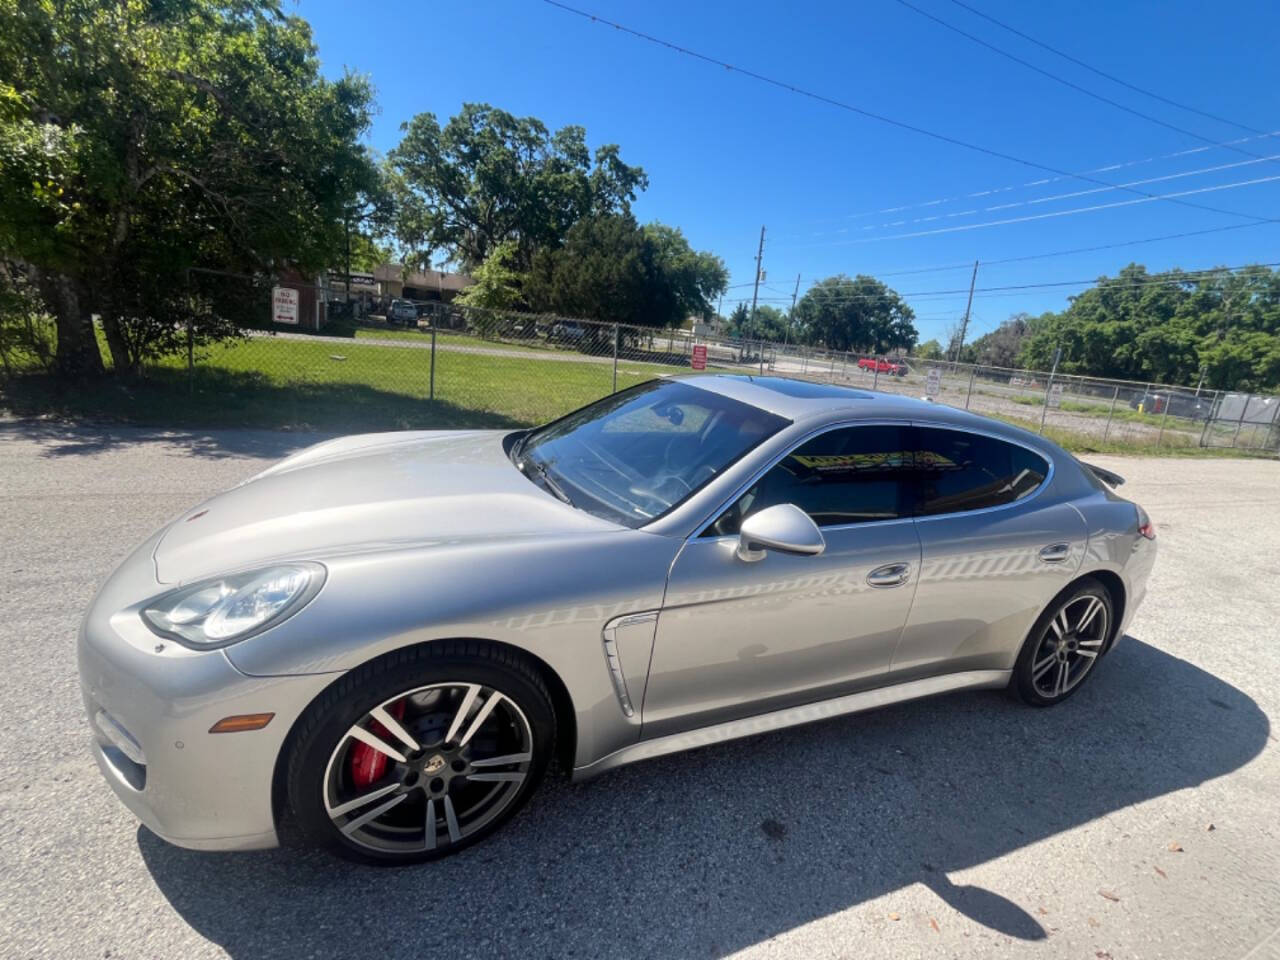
[1039, 542, 1070, 563]
[867, 562, 911, 588]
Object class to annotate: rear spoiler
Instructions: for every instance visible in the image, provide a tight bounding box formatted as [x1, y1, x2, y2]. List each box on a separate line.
[1082, 461, 1125, 488]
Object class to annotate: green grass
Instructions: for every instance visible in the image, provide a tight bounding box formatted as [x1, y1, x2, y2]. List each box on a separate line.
[2, 334, 658, 431]
[991, 411, 1271, 458]
[2, 333, 1271, 457]
[354, 326, 535, 353]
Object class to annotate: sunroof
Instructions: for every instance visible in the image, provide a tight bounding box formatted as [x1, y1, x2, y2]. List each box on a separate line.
[719, 375, 873, 400]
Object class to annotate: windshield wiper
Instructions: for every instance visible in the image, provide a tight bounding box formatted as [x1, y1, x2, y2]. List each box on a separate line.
[518, 457, 572, 505]
[512, 429, 531, 462]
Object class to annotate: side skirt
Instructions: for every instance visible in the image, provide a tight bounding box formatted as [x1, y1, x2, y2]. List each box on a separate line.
[571, 669, 1011, 781]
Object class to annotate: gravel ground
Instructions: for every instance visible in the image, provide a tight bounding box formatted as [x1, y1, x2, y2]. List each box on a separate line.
[1, 420, 1277, 960]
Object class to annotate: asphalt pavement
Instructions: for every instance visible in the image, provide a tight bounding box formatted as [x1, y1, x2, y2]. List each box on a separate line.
[1, 419, 1277, 960]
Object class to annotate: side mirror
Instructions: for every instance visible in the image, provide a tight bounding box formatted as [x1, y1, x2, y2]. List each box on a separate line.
[736, 503, 826, 562]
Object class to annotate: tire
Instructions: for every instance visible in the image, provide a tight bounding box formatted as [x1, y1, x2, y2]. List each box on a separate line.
[1012, 579, 1113, 707]
[286, 640, 556, 866]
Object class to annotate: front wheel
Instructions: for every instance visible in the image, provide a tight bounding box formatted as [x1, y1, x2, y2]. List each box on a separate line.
[1012, 580, 1112, 706]
[286, 643, 555, 865]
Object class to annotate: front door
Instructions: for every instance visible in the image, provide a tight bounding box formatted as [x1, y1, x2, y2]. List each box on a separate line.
[642, 424, 922, 738]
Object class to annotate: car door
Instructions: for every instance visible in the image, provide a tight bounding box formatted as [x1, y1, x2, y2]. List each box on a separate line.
[642, 423, 922, 738]
[889, 424, 1087, 679]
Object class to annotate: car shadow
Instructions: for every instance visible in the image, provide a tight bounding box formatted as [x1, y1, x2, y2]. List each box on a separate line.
[139, 637, 1269, 958]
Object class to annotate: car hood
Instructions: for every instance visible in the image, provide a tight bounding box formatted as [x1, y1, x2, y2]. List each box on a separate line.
[152, 430, 619, 583]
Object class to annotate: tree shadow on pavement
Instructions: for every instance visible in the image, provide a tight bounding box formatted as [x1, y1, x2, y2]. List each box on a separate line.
[139, 637, 1269, 959]
[1, 369, 524, 441]
[0, 419, 329, 461]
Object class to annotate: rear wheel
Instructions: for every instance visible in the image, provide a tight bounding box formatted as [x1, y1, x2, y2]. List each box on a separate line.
[1012, 580, 1112, 706]
[287, 643, 555, 865]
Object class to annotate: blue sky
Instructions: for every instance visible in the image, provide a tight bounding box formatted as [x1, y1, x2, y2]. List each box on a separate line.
[297, 0, 1280, 344]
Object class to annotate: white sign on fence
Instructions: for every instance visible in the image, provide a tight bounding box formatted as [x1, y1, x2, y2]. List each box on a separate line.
[1048, 382, 1064, 408]
[925, 367, 942, 399]
[272, 286, 300, 325]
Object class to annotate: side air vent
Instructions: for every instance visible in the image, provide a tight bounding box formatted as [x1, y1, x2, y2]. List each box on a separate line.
[601, 612, 658, 719]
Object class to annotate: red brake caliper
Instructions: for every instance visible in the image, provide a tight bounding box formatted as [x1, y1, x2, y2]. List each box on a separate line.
[349, 698, 407, 789]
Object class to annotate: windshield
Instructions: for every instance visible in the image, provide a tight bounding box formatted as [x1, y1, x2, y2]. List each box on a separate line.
[514, 379, 789, 527]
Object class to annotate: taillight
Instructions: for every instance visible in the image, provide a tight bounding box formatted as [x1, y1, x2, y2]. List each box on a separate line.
[1137, 506, 1156, 540]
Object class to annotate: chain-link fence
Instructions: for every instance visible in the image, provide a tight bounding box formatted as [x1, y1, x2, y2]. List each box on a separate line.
[3, 278, 1276, 452]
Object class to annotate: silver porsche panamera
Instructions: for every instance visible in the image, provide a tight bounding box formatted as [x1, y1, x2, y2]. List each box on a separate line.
[79, 374, 1156, 864]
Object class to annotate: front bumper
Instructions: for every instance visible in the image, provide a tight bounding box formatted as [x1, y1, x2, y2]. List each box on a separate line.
[77, 538, 340, 851]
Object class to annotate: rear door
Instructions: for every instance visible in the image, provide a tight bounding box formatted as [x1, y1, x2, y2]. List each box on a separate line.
[642, 423, 922, 738]
[889, 425, 1086, 679]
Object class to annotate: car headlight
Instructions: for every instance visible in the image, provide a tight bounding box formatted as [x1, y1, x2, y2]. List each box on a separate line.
[141, 563, 325, 649]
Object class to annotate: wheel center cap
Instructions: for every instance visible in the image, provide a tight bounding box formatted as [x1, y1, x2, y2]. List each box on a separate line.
[422, 754, 446, 775]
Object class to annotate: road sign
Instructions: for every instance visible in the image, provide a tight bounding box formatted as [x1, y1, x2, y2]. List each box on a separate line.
[691, 343, 708, 371]
[272, 286, 300, 325]
[1048, 382, 1064, 408]
[925, 367, 941, 399]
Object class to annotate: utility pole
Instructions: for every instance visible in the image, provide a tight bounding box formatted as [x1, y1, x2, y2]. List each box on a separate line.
[784, 272, 800, 349]
[952, 259, 978, 361]
[748, 225, 766, 337]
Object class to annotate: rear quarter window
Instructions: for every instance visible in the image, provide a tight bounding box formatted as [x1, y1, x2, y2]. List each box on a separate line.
[915, 427, 1049, 516]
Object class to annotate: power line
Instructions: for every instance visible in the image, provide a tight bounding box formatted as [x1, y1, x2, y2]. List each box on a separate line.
[778, 152, 1280, 242]
[894, 0, 1277, 168]
[863, 220, 1280, 279]
[782, 172, 1280, 248]
[781, 129, 1280, 230]
[541, 0, 1267, 225]
[721, 260, 1280, 306]
[945, 0, 1261, 135]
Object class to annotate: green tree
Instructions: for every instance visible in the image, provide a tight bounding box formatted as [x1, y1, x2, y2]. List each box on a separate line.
[523, 214, 724, 329]
[455, 240, 524, 310]
[727, 303, 788, 341]
[915, 338, 944, 360]
[389, 104, 647, 273]
[641, 223, 727, 321]
[348, 233, 394, 273]
[966, 313, 1035, 368]
[726, 303, 750, 335]
[793, 275, 918, 353]
[1015, 263, 1280, 389]
[0, 0, 377, 377]
[524, 213, 665, 326]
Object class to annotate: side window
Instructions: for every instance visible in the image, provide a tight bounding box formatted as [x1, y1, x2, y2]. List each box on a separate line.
[914, 427, 1048, 516]
[707, 425, 913, 536]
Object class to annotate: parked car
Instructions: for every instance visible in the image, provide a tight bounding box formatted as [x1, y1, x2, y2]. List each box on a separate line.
[80, 375, 1155, 865]
[1128, 391, 1211, 420]
[549, 320, 586, 341]
[857, 357, 908, 376]
[386, 299, 419, 326]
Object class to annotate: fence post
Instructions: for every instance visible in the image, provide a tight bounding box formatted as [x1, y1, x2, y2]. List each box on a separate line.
[1231, 394, 1251, 447]
[429, 323, 436, 401]
[186, 317, 194, 394]
[1198, 390, 1218, 447]
[964, 365, 976, 409]
[1103, 385, 1120, 441]
[759, 340, 765, 376]
[841, 352, 848, 380]
[1157, 398, 1171, 447]
[612, 323, 619, 393]
[873, 360, 880, 390]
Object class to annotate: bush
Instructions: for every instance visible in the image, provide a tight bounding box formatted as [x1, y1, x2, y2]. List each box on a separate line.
[0, 263, 57, 375]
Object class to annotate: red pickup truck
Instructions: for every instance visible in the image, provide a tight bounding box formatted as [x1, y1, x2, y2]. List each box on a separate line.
[857, 357, 908, 376]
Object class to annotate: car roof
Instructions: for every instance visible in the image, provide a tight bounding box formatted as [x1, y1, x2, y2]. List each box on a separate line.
[676, 373, 1055, 446]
